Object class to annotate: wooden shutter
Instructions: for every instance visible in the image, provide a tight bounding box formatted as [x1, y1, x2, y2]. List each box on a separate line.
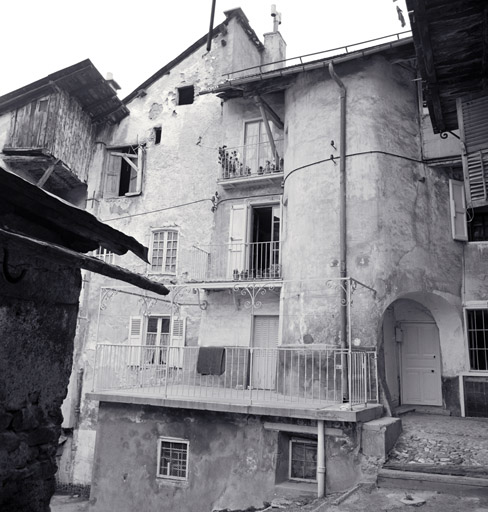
[105, 153, 121, 197]
[135, 146, 144, 194]
[458, 94, 488, 206]
[449, 180, 468, 241]
[228, 203, 248, 278]
[168, 317, 186, 368]
[128, 316, 144, 366]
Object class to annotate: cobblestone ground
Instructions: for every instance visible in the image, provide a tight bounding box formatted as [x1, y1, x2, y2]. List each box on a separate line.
[387, 412, 488, 466]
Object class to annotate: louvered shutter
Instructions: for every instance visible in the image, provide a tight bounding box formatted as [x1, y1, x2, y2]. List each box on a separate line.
[449, 180, 468, 241]
[105, 153, 121, 197]
[128, 316, 144, 366]
[458, 94, 488, 207]
[227, 204, 248, 278]
[168, 317, 186, 368]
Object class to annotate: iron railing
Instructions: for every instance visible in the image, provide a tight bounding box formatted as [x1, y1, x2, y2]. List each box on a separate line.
[188, 241, 281, 282]
[93, 345, 377, 408]
[218, 140, 284, 180]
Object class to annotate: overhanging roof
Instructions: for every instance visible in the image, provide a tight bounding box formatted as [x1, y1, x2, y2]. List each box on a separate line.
[203, 34, 414, 98]
[0, 167, 169, 295]
[0, 60, 129, 125]
[406, 0, 488, 133]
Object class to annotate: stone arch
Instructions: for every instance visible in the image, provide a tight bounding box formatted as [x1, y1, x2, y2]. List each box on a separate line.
[378, 291, 465, 412]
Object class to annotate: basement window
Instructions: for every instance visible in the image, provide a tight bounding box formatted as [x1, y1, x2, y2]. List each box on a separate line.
[177, 85, 194, 105]
[104, 145, 144, 198]
[157, 438, 189, 480]
[466, 309, 488, 371]
[289, 438, 317, 482]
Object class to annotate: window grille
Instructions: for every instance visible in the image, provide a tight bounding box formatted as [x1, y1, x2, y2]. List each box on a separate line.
[94, 246, 114, 264]
[157, 438, 189, 480]
[466, 309, 488, 371]
[289, 438, 317, 482]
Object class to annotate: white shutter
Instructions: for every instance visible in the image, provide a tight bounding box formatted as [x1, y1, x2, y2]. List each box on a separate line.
[228, 203, 248, 278]
[135, 146, 144, 194]
[168, 317, 186, 367]
[458, 94, 488, 206]
[128, 316, 144, 366]
[104, 154, 120, 197]
[449, 180, 468, 241]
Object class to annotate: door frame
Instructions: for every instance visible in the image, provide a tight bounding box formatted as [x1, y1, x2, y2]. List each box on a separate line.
[399, 321, 442, 406]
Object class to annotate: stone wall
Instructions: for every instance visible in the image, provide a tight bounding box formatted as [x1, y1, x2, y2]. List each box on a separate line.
[0, 219, 81, 510]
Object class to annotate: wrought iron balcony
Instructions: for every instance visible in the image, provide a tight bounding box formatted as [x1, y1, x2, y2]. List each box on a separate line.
[187, 241, 281, 283]
[93, 344, 378, 409]
[218, 141, 284, 186]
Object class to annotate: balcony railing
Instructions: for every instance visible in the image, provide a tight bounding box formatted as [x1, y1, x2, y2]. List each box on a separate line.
[93, 345, 378, 408]
[218, 141, 284, 180]
[188, 241, 281, 282]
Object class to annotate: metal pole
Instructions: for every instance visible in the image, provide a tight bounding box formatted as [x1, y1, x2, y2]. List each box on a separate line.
[317, 420, 325, 497]
[206, 0, 217, 52]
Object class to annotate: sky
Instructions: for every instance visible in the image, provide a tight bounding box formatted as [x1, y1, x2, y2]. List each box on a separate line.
[1, 0, 410, 99]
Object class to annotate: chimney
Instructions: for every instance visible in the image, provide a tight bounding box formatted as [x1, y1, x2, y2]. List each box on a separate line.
[105, 72, 121, 92]
[263, 5, 286, 70]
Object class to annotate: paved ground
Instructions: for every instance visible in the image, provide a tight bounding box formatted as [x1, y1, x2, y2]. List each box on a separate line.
[387, 412, 488, 467]
[50, 486, 488, 512]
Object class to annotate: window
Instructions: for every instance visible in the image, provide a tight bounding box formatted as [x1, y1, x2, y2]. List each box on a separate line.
[177, 85, 194, 105]
[104, 145, 144, 197]
[154, 126, 162, 145]
[150, 230, 178, 273]
[94, 246, 114, 264]
[157, 438, 189, 480]
[243, 119, 283, 174]
[144, 316, 170, 364]
[466, 309, 488, 370]
[468, 207, 488, 241]
[289, 438, 317, 482]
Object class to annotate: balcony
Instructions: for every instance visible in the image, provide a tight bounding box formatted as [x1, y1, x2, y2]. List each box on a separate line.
[217, 141, 284, 189]
[188, 241, 281, 284]
[92, 345, 378, 418]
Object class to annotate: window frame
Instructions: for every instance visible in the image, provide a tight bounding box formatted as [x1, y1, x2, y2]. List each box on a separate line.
[157, 437, 189, 481]
[464, 305, 488, 371]
[94, 246, 115, 264]
[149, 228, 179, 275]
[104, 144, 144, 198]
[288, 437, 317, 483]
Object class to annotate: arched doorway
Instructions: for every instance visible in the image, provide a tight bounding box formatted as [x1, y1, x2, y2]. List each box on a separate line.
[382, 298, 442, 407]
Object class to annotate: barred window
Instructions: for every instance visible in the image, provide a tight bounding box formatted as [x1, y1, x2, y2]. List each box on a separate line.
[466, 309, 488, 371]
[150, 230, 178, 273]
[289, 438, 317, 482]
[157, 438, 189, 480]
[94, 246, 114, 264]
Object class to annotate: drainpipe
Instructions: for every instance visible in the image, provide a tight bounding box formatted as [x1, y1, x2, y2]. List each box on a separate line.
[328, 62, 349, 401]
[317, 420, 325, 498]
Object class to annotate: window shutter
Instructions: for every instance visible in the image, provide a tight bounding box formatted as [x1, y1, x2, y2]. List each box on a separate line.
[128, 316, 144, 365]
[458, 94, 488, 206]
[449, 180, 468, 241]
[169, 317, 186, 367]
[105, 154, 121, 197]
[227, 203, 248, 277]
[135, 146, 145, 194]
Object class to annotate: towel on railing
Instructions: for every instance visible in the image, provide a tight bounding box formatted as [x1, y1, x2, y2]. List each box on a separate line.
[196, 347, 226, 376]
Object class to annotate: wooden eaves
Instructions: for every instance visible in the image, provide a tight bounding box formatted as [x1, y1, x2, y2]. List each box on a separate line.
[0, 167, 169, 296]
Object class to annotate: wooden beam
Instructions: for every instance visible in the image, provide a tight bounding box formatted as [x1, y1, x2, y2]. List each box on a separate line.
[259, 98, 284, 130]
[0, 167, 148, 261]
[0, 227, 169, 296]
[263, 422, 345, 437]
[254, 95, 279, 162]
[37, 159, 60, 188]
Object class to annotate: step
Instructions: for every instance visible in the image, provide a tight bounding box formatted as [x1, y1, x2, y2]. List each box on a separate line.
[378, 468, 488, 497]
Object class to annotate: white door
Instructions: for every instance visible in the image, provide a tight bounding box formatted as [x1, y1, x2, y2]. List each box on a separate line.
[401, 322, 442, 406]
[252, 316, 279, 389]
